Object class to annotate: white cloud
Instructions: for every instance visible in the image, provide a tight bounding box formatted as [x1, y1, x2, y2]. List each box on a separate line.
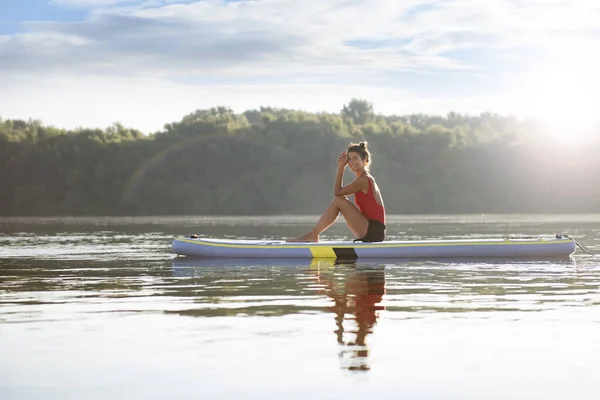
[2, 0, 600, 129]
[18, 0, 599, 76]
[3, 0, 477, 83]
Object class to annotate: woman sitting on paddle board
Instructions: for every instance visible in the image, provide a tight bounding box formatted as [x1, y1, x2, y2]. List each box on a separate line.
[288, 141, 386, 243]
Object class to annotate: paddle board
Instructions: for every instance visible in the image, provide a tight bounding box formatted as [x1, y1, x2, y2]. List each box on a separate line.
[171, 235, 576, 259]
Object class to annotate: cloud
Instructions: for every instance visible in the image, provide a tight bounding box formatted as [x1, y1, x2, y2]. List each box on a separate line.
[1, 13, 305, 77]
[2, 0, 600, 130]
[4, 0, 596, 82]
[2, 0, 480, 82]
[405, 31, 505, 55]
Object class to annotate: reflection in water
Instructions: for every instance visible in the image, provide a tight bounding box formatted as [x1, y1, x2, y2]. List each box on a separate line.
[171, 257, 388, 372]
[311, 260, 386, 372]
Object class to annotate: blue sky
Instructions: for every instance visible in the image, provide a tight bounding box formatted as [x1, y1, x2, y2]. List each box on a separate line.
[1, 0, 599, 132]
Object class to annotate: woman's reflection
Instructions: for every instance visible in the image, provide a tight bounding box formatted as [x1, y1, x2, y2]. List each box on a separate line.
[312, 260, 386, 372]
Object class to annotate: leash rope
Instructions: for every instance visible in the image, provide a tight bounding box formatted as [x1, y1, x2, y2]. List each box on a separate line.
[557, 234, 597, 256]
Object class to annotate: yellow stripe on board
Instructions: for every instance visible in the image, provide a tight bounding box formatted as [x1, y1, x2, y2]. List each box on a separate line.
[309, 246, 337, 258]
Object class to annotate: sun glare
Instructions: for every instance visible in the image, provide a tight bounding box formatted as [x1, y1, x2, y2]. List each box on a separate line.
[515, 65, 599, 143]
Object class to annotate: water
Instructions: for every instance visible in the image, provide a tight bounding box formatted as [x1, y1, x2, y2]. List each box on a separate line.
[1, 215, 600, 400]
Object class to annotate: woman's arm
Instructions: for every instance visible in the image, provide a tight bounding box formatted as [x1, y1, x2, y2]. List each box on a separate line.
[334, 170, 367, 196]
[333, 152, 367, 196]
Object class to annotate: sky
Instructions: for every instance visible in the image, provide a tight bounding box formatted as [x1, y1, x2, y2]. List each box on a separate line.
[1, 0, 599, 133]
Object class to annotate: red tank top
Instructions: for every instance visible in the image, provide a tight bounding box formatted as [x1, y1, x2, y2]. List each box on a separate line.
[355, 176, 386, 224]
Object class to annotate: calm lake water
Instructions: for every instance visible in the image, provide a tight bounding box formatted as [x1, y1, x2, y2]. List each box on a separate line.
[1, 215, 600, 400]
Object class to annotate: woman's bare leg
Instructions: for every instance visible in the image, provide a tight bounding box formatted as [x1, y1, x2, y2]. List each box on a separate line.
[287, 196, 369, 242]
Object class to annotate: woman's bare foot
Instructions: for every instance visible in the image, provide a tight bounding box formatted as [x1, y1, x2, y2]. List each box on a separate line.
[286, 234, 320, 242]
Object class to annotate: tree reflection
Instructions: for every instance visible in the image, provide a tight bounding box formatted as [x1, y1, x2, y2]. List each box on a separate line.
[311, 260, 386, 372]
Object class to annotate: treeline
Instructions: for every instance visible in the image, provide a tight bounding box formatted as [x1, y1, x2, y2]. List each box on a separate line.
[1, 99, 599, 216]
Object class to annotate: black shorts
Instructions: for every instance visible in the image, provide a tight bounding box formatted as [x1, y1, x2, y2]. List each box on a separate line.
[355, 220, 386, 243]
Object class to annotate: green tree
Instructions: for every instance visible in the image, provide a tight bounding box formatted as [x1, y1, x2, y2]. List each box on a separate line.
[1, 100, 599, 216]
[341, 98, 375, 125]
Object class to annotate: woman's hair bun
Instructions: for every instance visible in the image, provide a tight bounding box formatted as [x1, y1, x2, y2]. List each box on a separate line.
[359, 141, 367, 149]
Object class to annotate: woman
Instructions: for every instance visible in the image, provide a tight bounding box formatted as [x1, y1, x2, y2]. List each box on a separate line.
[287, 141, 386, 242]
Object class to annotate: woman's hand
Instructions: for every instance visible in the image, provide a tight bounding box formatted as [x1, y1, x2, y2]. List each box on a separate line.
[337, 151, 348, 169]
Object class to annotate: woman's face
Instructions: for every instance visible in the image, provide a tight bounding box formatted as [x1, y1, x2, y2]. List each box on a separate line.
[347, 151, 364, 171]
